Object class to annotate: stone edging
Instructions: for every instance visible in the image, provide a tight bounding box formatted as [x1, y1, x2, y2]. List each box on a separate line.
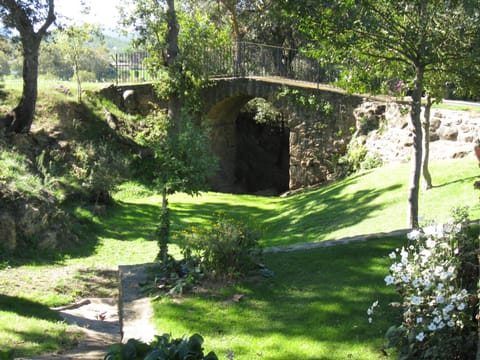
[118, 264, 157, 344]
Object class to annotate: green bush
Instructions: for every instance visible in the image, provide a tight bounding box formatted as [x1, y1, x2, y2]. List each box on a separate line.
[0, 150, 45, 198]
[104, 334, 218, 360]
[361, 152, 383, 170]
[179, 213, 262, 280]
[70, 141, 131, 204]
[76, 70, 96, 83]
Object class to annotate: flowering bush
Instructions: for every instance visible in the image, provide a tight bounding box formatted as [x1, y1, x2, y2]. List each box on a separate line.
[370, 211, 479, 359]
[179, 213, 263, 280]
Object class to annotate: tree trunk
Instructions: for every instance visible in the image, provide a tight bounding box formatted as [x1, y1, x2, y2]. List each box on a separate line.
[157, 187, 170, 264]
[165, 0, 181, 135]
[3, 0, 55, 133]
[74, 62, 82, 103]
[9, 37, 41, 133]
[407, 65, 424, 229]
[422, 94, 433, 190]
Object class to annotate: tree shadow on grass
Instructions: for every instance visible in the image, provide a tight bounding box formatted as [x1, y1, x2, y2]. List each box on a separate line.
[0, 294, 61, 322]
[431, 175, 479, 189]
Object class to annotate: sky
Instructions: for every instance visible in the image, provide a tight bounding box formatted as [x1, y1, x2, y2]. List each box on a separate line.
[55, 0, 123, 29]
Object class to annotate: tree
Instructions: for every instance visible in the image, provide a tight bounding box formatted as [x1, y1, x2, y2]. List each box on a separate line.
[122, 0, 219, 262]
[0, 0, 55, 133]
[152, 120, 218, 263]
[291, 0, 480, 228]
[55, 24, 103, 102]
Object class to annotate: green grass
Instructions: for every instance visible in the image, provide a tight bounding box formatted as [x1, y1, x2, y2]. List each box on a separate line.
[0, 155, 478, 357]
[162, 157, 480, 248]
[152, 237, 404, 360]
[0, 295, 79, 356]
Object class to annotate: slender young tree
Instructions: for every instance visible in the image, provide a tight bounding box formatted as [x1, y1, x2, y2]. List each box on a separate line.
[0, 0, 55, 133]
[122, 0, 219, 262]
[55, 24, 102, 102]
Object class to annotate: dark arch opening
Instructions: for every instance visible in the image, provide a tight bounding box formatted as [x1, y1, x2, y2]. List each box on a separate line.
[233, 99, 290, 195]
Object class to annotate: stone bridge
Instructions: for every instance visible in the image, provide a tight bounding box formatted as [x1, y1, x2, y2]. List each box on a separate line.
[101, 77, 366, 194]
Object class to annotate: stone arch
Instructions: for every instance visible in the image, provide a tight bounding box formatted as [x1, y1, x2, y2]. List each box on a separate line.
[202, 78, 364, 193]
[203, 80, 291, 193]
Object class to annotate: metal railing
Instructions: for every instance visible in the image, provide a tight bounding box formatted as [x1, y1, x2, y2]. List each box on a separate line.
[114, 42, 339, 85]
[113, 51, 155, 84]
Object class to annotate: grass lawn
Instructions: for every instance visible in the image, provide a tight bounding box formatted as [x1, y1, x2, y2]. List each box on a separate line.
[163, 156, 480, 248]
[0, 156, 478, 357]
[152, 237, 404, 360]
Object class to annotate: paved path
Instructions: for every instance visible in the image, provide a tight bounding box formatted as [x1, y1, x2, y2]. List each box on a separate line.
[17, 298, 120, 360]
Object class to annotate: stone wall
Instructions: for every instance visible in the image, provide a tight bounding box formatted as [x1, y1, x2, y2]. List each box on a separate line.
[355, 101, 480, 164]
[99, 84, 166, 115]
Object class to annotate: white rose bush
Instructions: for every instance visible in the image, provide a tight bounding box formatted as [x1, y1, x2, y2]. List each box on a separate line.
[370, 209, 479, 359]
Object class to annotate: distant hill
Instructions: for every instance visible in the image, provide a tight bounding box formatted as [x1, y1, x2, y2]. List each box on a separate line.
[99, 29, 133, 52]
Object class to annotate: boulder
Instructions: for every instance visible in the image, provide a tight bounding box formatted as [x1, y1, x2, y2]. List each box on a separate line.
[122, 90, 138, 113]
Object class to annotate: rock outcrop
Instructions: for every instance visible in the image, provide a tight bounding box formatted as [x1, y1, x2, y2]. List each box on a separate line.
[354, 101, 480, 164]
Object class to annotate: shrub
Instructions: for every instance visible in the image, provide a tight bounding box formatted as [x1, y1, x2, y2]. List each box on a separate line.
[360, 152, 383, 170]
[179, 213, 262, 280]
[104, 334, 218, 360]
[0, 150, 45, 198]
[70, 141, 131, 204]
[369, 210, 479, 359]
[76, 70, 96, 83]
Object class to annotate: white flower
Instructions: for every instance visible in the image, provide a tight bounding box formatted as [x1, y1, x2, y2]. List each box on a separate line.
[434, 266, 444, 276]
[389, 251, 397, 259]
[411, 296, 422, 306]
[384, 275, 395, 285]
[436, 224, 445, 238]
[412, 278, 422, 288]
[368, 317, 373, 323]
[416, 332, 425, 342]
[367, 301, 378, 315]
[420, 249, 432, 261]
[390, 263, 403, 273]
[407, 229, 421, 240]
[443, 304, 454, 314]
[426, 238, 436, 248]
[423, 225, 436, 237]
